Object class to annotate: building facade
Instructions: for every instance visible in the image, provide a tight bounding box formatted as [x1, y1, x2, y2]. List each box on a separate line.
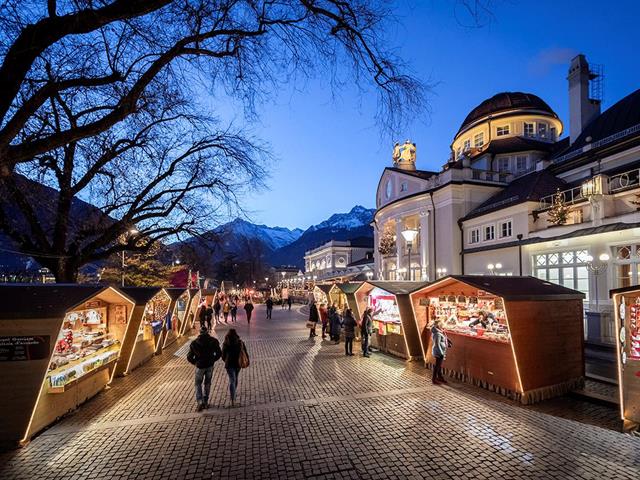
[304, 238, 373, 281]
[373, 54, 640, 343]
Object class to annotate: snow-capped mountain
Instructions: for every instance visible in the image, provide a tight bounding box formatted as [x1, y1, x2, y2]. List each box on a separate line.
[216, 218, 303, 251]
[307, 205, 375, 232]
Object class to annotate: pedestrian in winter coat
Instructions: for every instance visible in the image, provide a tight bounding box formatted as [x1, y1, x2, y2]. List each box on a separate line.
[319, 304, 329, 339]
[205, 305, 213, 330]
[214, 300, 222, 323]
[287, 297, 292, 310]
[221, 329, 247, 407]
[360, 308, 374, 357]
[244, 300, 254, 324]
[329, 305, 342, 344]
[342, 309, 357, 356]
[230, 301, 238, 322]
[187, 327, 222, 411]
[431, 320, 450, 385]
[266, 298, 274, 319]
[198, 303, 207, 330]
[308, 301, 319, 338]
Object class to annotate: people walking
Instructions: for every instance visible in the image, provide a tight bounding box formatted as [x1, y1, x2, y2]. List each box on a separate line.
[431, 320, 450, 385]
[343, 309, 357, 356]
[329, 304, 342, 344]
[308, 301, 319, 338]
[221, 329, 248, 407]
[244, 299, 254, 324]
[266, 297, 274, 319]
[198, 302, 207, 330]
[205, 303, 213, 331]
[287, 297, 292, 310]
[319, 303, 329, 339]
[214, 299, 222, 323]
[360, 307, 374, 357]
[187, 327, 222, 411]
[222, 300, 231, 323]
[230, 300, 238, 323]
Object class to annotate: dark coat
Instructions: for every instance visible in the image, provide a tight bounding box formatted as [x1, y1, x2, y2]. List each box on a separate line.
[198, 306, 207, 323]
[309, 303, 320, 323]
[222, 340, 244, 369]
[205, 306, 213, 320]
[360, 311, 373, 336]
[266, 298, 274, 309]
[187, 333, 222, 369]
[213, 301, 221, 313]
[329, 309, 342, 334]
[244, 302, 254, 313]
[343, 314, 357, 338]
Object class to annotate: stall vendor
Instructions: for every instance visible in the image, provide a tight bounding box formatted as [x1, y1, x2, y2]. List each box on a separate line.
[468, 311, 496, 329]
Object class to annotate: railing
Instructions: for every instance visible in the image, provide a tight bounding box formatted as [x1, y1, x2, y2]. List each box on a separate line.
[512, 165, 537, 179]
[471, 169, 509, 183]
[554, 122, 640, 164]
[609, 167, 640, 193]
[537, 185, 585, 211]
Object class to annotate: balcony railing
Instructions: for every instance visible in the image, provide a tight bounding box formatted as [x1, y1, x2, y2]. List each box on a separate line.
[609, 167, 640, 193]
[471, 169, 510, 183]
[537, 185, 585, 211]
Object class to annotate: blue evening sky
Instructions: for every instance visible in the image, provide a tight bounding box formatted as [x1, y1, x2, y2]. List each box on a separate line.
[228, 0, 640, 230]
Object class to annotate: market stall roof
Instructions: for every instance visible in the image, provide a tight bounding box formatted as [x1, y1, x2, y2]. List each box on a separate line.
[337, 282, 363, 294]
[426, 275, 584, 301]
[188, 288, 199, 297]
[165, 287, 187, 300]
[120, 287, 164, 306]
[315, 284, 335, 295]
[609, 285, 640, 296]
[0, 284, 115, 320]
[365, 281, 428, 295]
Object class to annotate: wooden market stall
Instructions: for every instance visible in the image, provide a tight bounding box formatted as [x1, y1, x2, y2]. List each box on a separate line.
[181, 288, 201, 335]
[354, 281, 426, 360]
[410, 275, 585, 404]
[159, 288, 186, 351]
[313, 284, 333, 305]
[114, 287, 171, 377]
[610, 285, 640, 431]
[336, 282, 363, 317]
[0, 284, 135, 447]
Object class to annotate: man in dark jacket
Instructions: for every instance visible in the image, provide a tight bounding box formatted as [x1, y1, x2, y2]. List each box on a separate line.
[360, 307, 374, 357]
[187, 327, 222, 411]
[266, 297, 274, 319]
[343, 309, 357, 356]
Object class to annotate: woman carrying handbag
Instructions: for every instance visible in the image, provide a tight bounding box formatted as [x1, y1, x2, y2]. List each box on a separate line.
[222, 329, 249, 407]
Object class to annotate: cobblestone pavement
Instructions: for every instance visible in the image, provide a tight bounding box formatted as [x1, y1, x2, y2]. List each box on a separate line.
[1, 305, 639, 480]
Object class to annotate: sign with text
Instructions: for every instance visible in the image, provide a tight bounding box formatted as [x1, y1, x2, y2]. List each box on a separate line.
[0, 336, 50, 361]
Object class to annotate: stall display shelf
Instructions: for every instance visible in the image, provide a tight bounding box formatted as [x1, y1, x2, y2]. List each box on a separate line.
[48, 343, 119, 392]
[431, 298, 510, 344]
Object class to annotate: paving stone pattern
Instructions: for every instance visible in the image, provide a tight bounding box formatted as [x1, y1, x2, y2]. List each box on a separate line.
[1, 305, 639, 479]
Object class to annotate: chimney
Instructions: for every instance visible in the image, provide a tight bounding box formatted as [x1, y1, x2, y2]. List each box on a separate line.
[568, 54, 601, 144]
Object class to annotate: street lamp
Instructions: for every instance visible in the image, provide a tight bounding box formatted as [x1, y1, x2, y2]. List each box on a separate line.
[401, 229, 419, 281]
[121, 228, 139, 287]
[436, 267, 447, 279]
[487, 263, 502, 275]
[586, 253, 610, 310]
[366, 271, 373, 281]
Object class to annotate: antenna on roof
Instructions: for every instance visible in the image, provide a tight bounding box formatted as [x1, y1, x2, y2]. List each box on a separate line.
[589, 63, 604, 104]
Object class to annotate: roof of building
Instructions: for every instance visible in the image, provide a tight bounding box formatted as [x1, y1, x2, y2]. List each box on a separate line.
[0, 284, 107, 319]
[365, 281, 428, 295]
[386, 167, 438, 180]
[553, 88, 640, 160]
[120, 287, 163, 305]
[337, 282, 364, 294]
[463, 170, 566, 220]
[421, 275, 584, 301]
[458, 92, 558, 135]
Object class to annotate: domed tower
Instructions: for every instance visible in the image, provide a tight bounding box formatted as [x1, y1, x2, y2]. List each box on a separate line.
[392, 140, 417, 171]
[451, 92, 563, 166]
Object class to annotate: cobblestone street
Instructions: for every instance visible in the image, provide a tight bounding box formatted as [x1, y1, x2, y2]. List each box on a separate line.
[1, 305, 639, 480]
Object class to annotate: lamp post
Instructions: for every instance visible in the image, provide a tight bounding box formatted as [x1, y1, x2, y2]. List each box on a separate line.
[586, 253, 610, 310]
[436, 267, 447, 279]
[401, 229, 419, 281]
[121, 228, 139, 287]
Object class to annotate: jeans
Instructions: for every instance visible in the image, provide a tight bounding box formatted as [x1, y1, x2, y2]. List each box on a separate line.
[194, 366, 213, 404]
[432, 355, 444, 382]
[231, 311, 237, 322]
[345, 336, 354, 355]
[226, 367, 240, 401]
[361, 334, 370, 355]
[267, 307, 272, 319]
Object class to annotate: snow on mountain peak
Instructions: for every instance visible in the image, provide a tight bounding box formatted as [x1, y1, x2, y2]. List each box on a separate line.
[309, 205, 374, 232]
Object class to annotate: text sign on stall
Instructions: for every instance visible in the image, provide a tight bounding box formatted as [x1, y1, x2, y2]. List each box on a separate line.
[0, 336, 50, 361]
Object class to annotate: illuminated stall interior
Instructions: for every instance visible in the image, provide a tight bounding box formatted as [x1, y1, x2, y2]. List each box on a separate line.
[181, 288, 200, 334]
[355, 281, 426, 359]
[411, 275, 585, 404]
[313, 284, 332, 305]
[0, 285, 135, 446]
[115, 287, 171, 377]
[610, 285, 640, 431]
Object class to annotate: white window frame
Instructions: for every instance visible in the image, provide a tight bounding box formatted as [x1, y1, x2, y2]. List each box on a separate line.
[515, 155, 527, 173]
[611, 243, 640, 288]
[498, 219, 513, 239]
[463, 139, 471, 151]
[533, 249, 590, 301]
[483, 224, 495, 242]
[523, 122, 535, 137]
[497, 157, 510, 172]
[538, 122, 547, 138]
[474, 132, 484, 148]
[496, 125, 510, 136]
[469, 228, 480, 245]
